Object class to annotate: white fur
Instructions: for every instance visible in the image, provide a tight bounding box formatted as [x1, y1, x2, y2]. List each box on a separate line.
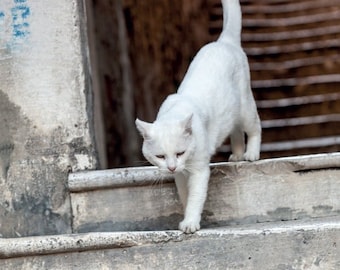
[135, 0, 261, 233]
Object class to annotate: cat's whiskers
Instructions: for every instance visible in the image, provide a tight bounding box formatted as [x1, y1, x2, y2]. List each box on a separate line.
[182, 162, 199, 174]
[149, 174, 167, 194]
[131, 161, 171, 192]
[150, 177, 161, 187]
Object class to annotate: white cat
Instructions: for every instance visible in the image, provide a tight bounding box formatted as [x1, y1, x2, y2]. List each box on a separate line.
[135, 0, 261, 233]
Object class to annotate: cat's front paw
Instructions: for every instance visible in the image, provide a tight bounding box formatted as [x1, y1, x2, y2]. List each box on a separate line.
[243, 151, 259, 161]
[179, 219, 200, 234]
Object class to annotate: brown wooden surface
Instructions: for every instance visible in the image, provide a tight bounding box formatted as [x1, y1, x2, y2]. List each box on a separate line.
[91, 0, 340, 167]
[211, 0, 340, 160]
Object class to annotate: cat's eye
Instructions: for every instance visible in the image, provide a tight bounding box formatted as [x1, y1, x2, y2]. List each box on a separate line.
[156, 154, 165, 159]
[176, 151, 185, 158]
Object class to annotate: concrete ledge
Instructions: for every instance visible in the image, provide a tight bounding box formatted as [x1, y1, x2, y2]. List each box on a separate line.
[69, 166, 173, 192]
[68, 153, 340, 192]
[1, 216, 339, 258]
[0, 217, 339, 269]
[69, 153, 340, 232]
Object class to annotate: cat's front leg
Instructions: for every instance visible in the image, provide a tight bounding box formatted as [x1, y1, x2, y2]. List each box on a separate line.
[179, 166, 210, 233]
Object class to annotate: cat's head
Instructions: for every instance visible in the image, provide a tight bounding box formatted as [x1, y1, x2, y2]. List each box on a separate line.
[135, 114, 194, 173]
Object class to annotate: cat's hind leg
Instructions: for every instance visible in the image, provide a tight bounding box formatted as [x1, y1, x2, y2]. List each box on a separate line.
[243, 114, 261, 161]
[229, 127, 245, 161]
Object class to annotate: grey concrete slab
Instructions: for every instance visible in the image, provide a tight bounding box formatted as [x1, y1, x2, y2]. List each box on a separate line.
[1, 217, 339, 269]
[69, 153, 340, 232]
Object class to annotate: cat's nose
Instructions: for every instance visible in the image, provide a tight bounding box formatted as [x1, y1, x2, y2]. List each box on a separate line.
[168, 166, 176, 173]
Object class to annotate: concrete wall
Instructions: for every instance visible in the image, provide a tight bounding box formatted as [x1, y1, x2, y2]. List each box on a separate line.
[0, 0, 98, 237]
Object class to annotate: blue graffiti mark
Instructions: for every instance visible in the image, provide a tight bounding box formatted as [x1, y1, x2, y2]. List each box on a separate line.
[9, 1, 31, 51]
[13, 22, 29, 38]
[11, 5, 30, 38]
[11, 5, 30, 20]
[0, 0, 31, 54]
[0, 11, 6, 55]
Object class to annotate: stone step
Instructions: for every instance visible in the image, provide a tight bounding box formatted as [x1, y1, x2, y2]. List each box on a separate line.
[68, 153, 340, 233]
[1, 217, 339, 269]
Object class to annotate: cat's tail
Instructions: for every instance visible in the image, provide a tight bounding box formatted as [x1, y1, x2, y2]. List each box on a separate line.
[218, 0, 242, 44]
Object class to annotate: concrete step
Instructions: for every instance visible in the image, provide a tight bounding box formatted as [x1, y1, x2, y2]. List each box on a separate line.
[68, 153, 340, 233]
[1, 217, 339, 269]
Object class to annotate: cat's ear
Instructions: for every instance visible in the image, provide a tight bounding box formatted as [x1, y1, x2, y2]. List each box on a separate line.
[182, 114, 193, 136]
[135, 118, 152, 140]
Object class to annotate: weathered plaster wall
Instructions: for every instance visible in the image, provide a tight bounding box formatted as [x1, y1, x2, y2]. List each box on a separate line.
[0, 0, 98, 237]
